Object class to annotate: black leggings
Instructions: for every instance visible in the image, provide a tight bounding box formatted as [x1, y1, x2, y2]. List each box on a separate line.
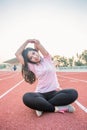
[23, 89, 78, 112]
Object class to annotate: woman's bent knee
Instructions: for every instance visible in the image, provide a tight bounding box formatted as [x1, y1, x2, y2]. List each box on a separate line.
[22, 93, 32, 106]
[71, 89, 78, 101]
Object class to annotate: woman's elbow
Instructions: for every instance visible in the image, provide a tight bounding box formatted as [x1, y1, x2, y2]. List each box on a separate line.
[15, 51, 19, 57]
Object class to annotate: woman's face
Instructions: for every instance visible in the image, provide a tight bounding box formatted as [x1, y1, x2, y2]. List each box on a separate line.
[27, 50, 41, 63]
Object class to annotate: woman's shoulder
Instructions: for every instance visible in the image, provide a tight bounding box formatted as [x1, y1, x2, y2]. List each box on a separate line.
[43, 53, 52, 61]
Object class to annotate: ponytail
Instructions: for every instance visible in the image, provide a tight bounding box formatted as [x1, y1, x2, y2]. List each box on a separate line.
[22, 65, 36, 84]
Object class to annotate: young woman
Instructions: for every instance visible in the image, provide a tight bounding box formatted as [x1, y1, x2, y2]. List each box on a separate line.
[15, 39, 78, 117]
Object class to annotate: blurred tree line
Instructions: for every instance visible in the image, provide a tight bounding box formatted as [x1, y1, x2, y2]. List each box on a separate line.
[52, 50, 87, 67]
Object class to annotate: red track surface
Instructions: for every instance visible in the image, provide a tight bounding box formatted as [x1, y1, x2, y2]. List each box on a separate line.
[0, 71, 87, 130]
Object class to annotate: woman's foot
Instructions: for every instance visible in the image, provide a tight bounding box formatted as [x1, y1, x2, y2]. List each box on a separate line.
[55, 105, 75, 114]
[36, 110, 43, 117]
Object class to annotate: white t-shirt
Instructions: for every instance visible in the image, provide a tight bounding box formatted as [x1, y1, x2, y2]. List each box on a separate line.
[28, 54, 60, 93]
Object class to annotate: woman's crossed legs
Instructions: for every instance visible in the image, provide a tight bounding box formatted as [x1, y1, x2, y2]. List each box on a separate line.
[23, 89, 78, 112]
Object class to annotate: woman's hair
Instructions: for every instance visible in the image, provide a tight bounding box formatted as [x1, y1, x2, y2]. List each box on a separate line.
[22, 47, 38, 84]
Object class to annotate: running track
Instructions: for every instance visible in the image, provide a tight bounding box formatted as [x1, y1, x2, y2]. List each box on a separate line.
[0, 71, 87, 130]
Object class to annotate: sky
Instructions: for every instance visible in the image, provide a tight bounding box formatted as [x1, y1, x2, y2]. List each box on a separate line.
[0, 0, 87, 63]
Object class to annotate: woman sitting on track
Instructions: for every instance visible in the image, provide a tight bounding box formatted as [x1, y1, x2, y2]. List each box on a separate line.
[15, 39, 78, 117]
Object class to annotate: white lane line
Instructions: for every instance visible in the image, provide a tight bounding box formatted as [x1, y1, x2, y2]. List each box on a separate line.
[58, 86, 87, 113]
[58, 75, 87, 83]
[0, 72, 10, 76]
[0, 79, 24, 99]
[0, 73, 19, 80]
[70, 80, 78, 82]
[75, 100, 87, 113]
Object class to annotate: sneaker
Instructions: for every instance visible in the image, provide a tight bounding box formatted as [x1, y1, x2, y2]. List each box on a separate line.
[55, 105, 75, 114]
[36, 110, 43, 117]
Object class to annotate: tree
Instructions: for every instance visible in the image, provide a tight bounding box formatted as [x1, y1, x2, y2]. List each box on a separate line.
[74, 60, 84, 66]
[68, 57, 74, 66]
[81, 50, 87, 65]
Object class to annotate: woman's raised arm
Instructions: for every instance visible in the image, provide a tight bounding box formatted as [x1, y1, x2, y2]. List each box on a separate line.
[15, 39, 33, 65]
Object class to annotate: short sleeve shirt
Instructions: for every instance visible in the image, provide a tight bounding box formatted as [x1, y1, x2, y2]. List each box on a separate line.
[28, 54, 60, 93]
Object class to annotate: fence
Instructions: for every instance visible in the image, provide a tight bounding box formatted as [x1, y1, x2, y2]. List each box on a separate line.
[56, 66, 87, 72]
